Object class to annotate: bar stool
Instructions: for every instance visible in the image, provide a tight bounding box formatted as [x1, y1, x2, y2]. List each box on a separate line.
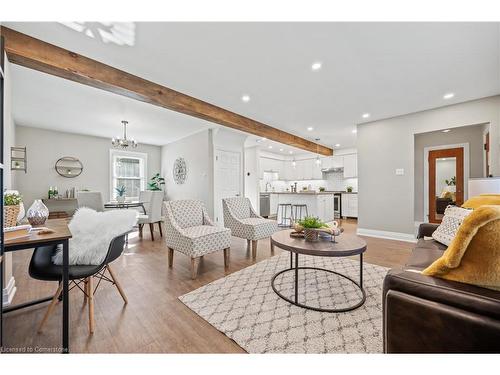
[292, 204, 309, 222]
[277, 203, 293, 227]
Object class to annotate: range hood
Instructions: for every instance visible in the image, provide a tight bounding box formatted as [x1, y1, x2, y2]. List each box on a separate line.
[321, 167, 344, 173]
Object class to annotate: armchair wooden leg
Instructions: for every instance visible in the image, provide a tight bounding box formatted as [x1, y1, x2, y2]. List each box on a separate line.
[149, 223, 155, 241]
[270, 238, 275, 255]
[139, 224, 144, 238]
[168, 247, 174, 267]
[191, 257, 200, 279]
[158, 222, 163, 237]
[37, 283, 63, 333]
[107, 265, 128, 304]
[247, 239, 251, 251]
[251, 240, 258, 260]
[223, 248, 230, 269]
[88, 276, 95, 334]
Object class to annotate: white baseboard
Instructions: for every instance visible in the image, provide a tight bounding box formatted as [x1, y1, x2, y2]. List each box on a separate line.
[2, 276, 17, 307]
[357, 228, 417, 243]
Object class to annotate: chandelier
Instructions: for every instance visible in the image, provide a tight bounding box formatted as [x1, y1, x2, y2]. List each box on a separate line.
[112, 120, 138, 149]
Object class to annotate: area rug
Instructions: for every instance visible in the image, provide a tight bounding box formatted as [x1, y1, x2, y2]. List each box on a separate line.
[179, 252, 389, 353]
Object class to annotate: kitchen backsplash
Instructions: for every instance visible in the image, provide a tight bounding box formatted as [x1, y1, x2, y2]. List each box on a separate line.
[259, 171, 357, 192]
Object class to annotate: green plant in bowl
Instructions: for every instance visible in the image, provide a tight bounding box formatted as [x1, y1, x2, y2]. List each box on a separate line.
[297, 216, 329, 229]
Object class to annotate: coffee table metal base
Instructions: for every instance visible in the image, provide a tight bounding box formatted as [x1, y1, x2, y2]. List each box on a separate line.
[271, 253, 366, 313]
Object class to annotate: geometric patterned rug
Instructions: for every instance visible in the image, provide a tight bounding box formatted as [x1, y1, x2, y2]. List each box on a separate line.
[179, 252, 389, 353]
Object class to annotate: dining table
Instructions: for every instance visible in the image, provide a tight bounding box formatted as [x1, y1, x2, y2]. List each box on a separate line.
[104, 201, 146, 214]
[2, 219, 72, 353]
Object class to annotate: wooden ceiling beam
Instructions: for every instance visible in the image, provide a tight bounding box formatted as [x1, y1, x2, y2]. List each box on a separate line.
[1, 27, 333, 156]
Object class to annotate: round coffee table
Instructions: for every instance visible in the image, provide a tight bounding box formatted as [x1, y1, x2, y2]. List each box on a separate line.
[271, 229, 367, 313]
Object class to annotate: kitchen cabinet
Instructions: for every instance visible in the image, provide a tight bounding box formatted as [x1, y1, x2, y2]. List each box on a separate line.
[341, 193, 358, 218]
[260, 157, 283, 179]
[332, 155, 343, 168]
[274, 193, 335, 223]
[270, 193, 278, 216]
[343, 154, 357, 178]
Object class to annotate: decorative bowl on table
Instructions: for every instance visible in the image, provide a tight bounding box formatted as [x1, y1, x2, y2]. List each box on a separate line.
[292, 217, 343, 242]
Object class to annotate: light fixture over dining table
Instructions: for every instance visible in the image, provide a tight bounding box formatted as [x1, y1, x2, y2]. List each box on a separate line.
[112, 120, 138, 149]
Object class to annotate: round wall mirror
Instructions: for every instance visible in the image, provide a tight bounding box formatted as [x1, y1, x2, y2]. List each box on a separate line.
[55, 157, 83, 178]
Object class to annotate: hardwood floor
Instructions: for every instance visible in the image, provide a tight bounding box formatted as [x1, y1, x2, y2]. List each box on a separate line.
[2, 219, 413, 353]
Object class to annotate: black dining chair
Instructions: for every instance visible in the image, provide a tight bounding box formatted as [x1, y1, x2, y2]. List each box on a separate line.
[29, 233, 129, 334]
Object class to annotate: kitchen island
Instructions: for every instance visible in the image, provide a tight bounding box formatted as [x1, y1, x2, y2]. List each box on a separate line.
[271, 192, 335, 223]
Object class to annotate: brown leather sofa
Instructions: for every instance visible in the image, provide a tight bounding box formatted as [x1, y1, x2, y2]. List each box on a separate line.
[383, 223, 500, 353]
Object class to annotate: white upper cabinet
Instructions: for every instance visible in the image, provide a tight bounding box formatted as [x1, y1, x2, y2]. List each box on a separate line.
[331, 155, 344, 168]
[343, 154, 358, 178]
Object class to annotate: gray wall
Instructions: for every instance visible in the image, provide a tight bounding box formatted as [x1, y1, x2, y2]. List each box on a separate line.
[14, 126, 162, 208]
[161, 129, 214, 216]
[358, 96, 500, 238]
[414, 124, 485, 221]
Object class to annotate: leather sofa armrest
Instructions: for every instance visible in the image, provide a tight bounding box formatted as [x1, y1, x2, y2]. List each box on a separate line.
[384, 269, 500, 320]
[416, 223, 439, 238]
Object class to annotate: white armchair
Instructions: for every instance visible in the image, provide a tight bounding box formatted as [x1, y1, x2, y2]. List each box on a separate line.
[164, 200, 231, 279]
[222, 197, 278, 259]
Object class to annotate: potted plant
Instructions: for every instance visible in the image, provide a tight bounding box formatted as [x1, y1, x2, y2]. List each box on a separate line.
[319, 187, 326, 192]
[346, 186, 353, 193]
[4, 191, 22, 228]
[148, 173, 165, 191]
[295, 216, 329, 242]
[115, 185, 126, 204]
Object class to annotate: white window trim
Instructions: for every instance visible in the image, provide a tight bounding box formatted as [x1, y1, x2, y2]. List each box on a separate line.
[109, 149, 148, 201]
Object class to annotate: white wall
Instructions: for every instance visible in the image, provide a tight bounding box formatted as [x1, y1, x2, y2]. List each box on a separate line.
[161, 129, 213, 215]
[358, 96, 500, 239]
[14, 126, 162, 208]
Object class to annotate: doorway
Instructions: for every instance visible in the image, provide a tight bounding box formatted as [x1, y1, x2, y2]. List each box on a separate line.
[214, 149, 242, 224]
[428, 147, 464, 223]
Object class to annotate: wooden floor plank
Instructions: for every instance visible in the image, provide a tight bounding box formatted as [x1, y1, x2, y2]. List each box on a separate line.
[2, 219, 412, 353]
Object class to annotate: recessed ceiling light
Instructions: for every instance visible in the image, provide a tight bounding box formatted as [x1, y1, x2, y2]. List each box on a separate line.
[311, 62, 322, 71]
[442, 129, 451, 133]
[289, 151, 293, 154]
[307, 127, 314, 131]
[279, 148, 283, 152]
[362, 113, 370, 119]
[268, 145, 273, 149]
[443, 93, 454, 100]
[352, 129, 357, 134]
[335, 143, 341, 147]
[241, 94, 251, 102]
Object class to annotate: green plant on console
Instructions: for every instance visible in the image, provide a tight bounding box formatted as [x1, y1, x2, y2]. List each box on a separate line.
[4, 192, 22, 206]
[148, 173, 165, 191]
[445, 176, 456, 186]
[297, 216, 329, 229]
[115, 185, 126, 197]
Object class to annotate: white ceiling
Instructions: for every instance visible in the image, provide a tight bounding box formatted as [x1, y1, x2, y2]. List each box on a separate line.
[6, 22, 500, 150]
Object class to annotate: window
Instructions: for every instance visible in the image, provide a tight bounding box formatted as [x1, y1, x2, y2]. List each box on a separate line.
[110, 150, 147, 200]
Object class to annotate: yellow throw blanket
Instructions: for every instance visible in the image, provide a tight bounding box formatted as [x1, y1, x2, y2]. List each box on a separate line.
[422, 205, 500, 290]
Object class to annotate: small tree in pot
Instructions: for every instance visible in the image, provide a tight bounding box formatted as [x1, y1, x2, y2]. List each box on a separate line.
[115, 185, 126, 204]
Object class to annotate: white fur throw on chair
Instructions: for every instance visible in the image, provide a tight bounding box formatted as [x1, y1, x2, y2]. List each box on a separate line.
[52, 207, 138, 266]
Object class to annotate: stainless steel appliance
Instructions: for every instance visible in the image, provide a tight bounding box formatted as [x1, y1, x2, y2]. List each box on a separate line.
[334, 193, 342, 219]
[260, 193, 270, 218]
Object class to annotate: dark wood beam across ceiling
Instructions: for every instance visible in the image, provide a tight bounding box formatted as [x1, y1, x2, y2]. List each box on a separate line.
[1, 27, 333, 156]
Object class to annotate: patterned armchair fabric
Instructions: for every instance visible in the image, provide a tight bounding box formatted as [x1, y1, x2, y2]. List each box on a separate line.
[164, 200, 230, 257]
[222, 197, 278, 240]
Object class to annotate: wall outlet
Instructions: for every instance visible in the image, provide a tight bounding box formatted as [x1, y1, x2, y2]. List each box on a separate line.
[395, 168, 405, 176]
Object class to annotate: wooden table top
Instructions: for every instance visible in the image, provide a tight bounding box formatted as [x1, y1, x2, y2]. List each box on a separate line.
[271, 229, 366, 257]
[4, 219, 72, 248]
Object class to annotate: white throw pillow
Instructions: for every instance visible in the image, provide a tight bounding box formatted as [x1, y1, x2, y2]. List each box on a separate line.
[52, 207, 138, 265]
[432, 206, 472, 246]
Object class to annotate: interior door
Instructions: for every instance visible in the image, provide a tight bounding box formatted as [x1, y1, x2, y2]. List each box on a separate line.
[428, 147, 464, 223]
[214, 149, 242, 224]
